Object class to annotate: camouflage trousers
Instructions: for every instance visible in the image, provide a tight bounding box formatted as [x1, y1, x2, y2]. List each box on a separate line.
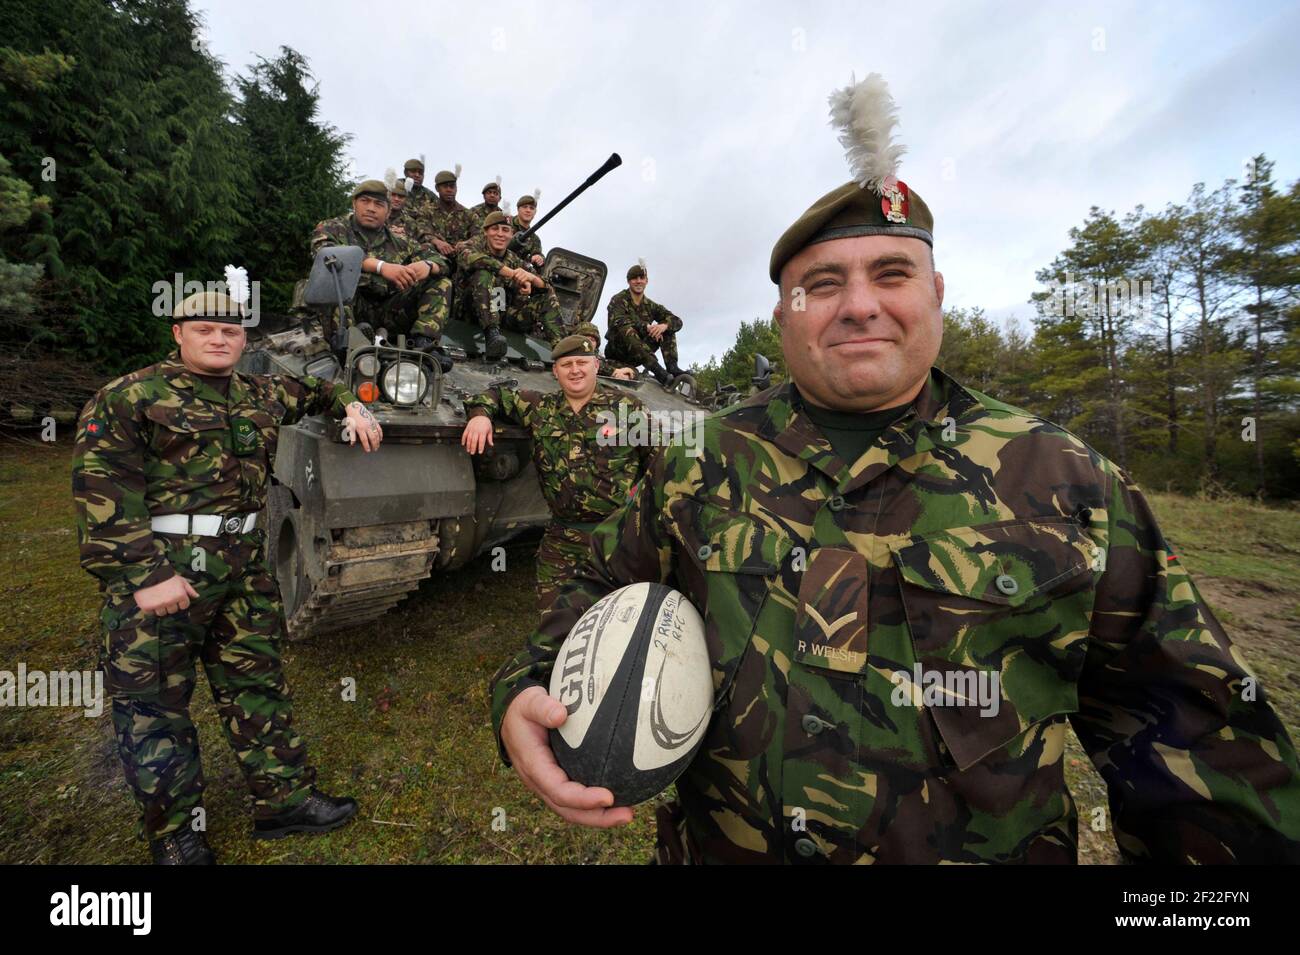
[535, 522, 597, 615]
[459, 270, 566, 345]
[332, 273, 453, 342]
[605, 323, 678, 369]
[99, 533, 314, 840]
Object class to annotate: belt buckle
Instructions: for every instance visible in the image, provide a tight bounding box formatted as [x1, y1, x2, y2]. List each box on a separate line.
[224, 516, 243, 534]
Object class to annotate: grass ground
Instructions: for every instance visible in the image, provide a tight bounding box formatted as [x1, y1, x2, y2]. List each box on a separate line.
[1, 437, 1296, 864]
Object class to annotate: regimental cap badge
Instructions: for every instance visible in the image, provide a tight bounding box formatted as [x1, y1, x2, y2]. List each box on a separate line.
[882, 179, 910, 224]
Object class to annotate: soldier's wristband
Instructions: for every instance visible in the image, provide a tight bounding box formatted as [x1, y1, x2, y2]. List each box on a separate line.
[375, 261, 384, 276]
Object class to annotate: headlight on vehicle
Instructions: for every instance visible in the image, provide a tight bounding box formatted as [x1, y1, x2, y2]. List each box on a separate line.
[381, 361, 428, 404]
[355, 354, 379, 378]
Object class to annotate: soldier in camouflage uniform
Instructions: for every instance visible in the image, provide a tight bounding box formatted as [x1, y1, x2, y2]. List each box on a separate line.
[73, 290, 382, 864]
[402, 158, 434, 216]
[605, 263, 686, 385]
[488, 76, 1300, 864]
[456, 211, 566, 359]
[414, 168, 476, 258]
[512, 192, 545, 268]
[310, 179, 452, 351]
[573, 321, 635, 380]
[461, 335, 653, 613]
[468, 180, 502, 232]
[387, 177, 410, 240]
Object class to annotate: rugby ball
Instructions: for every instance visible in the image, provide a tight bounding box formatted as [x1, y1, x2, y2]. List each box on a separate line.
[548, 582, 713, 806]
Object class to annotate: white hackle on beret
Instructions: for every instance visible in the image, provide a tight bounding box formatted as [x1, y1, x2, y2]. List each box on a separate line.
[223, 265, 250, 315]
[501, 200, 513, 217]
[454, 162, 462, 178]
[383, 167, 397, 191]
[404, 177, 414, 193]
[828, 72, 906, 195]
[495, 174, 502, 187]
[534, 187, 541, 201]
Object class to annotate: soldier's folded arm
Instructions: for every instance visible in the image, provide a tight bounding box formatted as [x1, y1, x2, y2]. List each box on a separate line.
[1070, 467, 1300, 863]
[271, 374, 360, 426]
[490, 445, 677, 765]
[71, 389, 175, 591]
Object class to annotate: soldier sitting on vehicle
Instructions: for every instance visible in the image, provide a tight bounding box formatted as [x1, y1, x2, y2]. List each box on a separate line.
[309, 179, 452, 353]
[605, 260, 686, 385]
[415, 166, 476, 259]
[573, 322, 635, 380]
[512, 191, 545, 268]
[468, 178, 503, 232]
[456, 211, 566, 360]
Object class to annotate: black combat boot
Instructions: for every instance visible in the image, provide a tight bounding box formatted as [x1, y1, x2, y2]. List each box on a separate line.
[484, 325, 508, 361]
[643, 356, 671, 385]
[666, 361, 686, 377]
[149, 827, 215, 865]
[252, 788, 359, 840]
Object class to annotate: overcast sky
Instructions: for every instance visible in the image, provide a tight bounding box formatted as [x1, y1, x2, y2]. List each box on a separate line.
[196, 0, 1300, 368]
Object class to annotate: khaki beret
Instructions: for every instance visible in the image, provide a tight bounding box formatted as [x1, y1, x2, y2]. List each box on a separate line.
[482, 182, 501, 194]
[768, 179, 933, 284]
[173, 291, 243, 324]
[434, 169, 457, 185]
[482, 210, 511, 229]
[516, 194, 537, 208]
[404, 158, 424, 173]
[573, 321, 600, 341]
[352, 179, 389, 202]
[389, 179, 407, 197]
[551, 335, 598, 361]
[626, 264, 647, 280]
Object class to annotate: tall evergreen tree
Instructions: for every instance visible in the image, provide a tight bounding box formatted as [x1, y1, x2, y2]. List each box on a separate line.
[232, 47, 351, 311]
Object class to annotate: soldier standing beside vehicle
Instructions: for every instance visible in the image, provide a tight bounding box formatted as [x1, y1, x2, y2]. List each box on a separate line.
[456, 211, 566, 359]
[605, 261, 686, 385]
[310, 179, 452, 352]
[73, 289, 383, 864]
[460, 334, 654, 613]
[489, 74, 1300, 864]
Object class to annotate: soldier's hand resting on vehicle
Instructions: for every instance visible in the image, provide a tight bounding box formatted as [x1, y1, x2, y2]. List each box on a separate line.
[344, 402, 383, 452]
[134, 574, 200, 617]
[502, 686, 634, 828]
[613, 367, 636, 380]
[460, 416, 494, 454]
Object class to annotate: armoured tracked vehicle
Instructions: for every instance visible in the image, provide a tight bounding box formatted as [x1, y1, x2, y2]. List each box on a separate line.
[240, 238, 705, 639]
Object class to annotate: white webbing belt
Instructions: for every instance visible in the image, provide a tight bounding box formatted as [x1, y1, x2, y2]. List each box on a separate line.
[151, 513, 258, 536]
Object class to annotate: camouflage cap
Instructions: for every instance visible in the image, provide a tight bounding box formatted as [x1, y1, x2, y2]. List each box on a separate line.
[573, 321, 600, 342]
[482, 210, 512, 229]
[516, 194, 537, 208]
[173, 290, 244, 324]
[768, 180, 933, 284]
[434, 169, 458, 185]
[352, 179, 390, 202]
[627, 263, 647, 280]
[551, 335, 598, 361]
[404, 158, 424, 173]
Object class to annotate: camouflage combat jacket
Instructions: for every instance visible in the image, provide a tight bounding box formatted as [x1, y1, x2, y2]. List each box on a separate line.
[467, 201, 501, 231]
[404, 183, 435, 215]
[606, 289, 683, 336]
[72, 354, 357, 592]
[309, 212, 444, 295]
[511, 216, 543, 261]
[463, 387, 652, 524]
[416, 200, 475, 246]
[456, 234, 530, 280]
[491, 368, 1300, 864]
